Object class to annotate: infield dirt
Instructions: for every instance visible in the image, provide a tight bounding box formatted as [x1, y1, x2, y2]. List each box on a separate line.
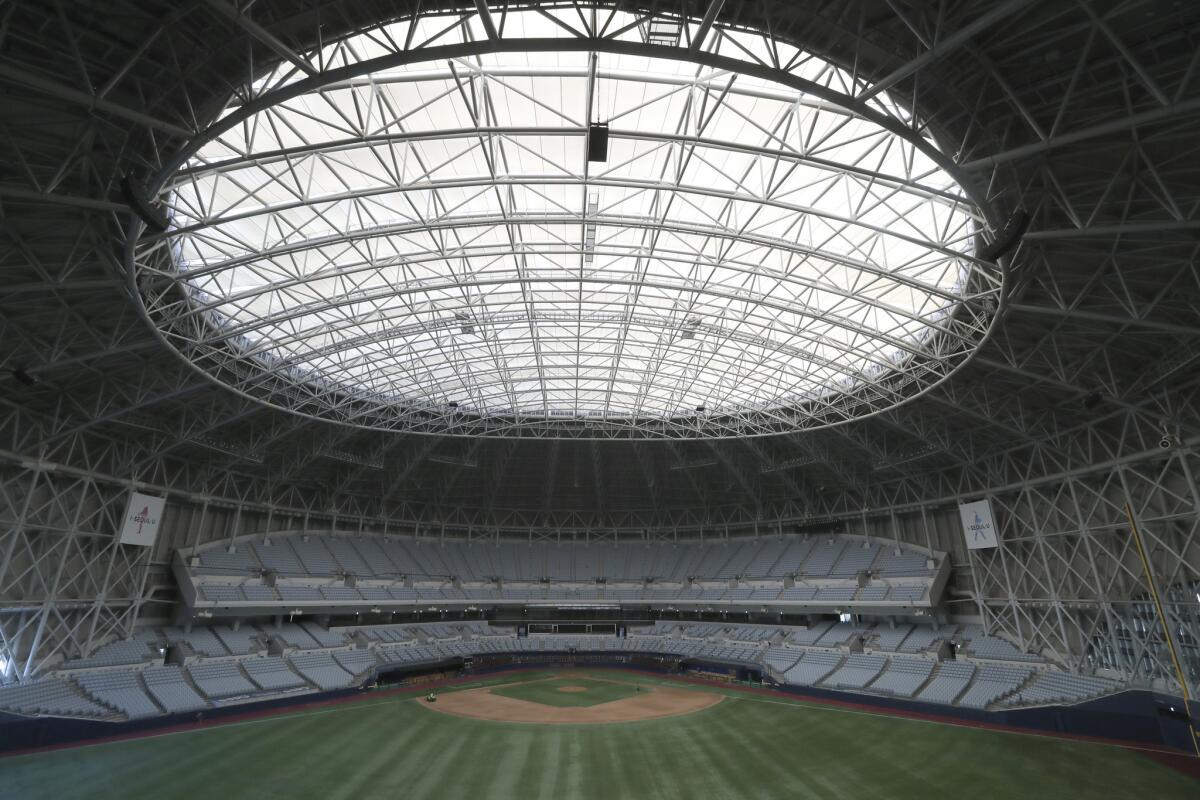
[421, 677, 722, 724]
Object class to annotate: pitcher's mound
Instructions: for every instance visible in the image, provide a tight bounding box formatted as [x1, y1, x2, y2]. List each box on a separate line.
[557, 686, 589, 693]
[423, 681, 722, 724]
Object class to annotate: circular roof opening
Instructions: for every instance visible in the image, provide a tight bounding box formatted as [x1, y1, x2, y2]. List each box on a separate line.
[143, 8, 1000, 438]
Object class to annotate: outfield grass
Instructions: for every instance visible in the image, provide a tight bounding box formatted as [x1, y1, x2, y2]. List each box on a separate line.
[0, 670, 1195, 800]
[489, 676, 642, 707]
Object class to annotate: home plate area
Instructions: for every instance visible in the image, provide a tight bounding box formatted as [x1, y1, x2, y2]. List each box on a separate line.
[423, 675, 722, 724]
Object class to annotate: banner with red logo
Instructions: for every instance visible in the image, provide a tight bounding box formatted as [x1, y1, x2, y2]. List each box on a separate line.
[119, 491, 166, 547]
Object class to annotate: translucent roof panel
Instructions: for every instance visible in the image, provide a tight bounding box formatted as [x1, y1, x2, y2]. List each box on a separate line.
[157, 9, 994, 437]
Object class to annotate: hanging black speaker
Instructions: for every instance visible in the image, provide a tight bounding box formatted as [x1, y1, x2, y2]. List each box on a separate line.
[10, 366, 38, 387]
[586, 123, 609, 162]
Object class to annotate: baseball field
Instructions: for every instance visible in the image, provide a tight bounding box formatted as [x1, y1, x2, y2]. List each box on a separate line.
[1, 670, 1196, 799]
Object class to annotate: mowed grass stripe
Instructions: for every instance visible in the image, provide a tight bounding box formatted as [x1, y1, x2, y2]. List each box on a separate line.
[529, 717, 560, 798]
[2, 670, 1196, 799]
[681, 702, 756, 799]
[327, 708, 427, 800]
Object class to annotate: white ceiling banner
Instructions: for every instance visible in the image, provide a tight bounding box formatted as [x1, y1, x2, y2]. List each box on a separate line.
[118, 491, 166, 547]
[958, 498, 999, 550]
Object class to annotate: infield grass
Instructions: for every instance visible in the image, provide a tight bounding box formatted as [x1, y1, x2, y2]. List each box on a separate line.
[1, 669, 1195, 800]
[488, 675, 642, 707]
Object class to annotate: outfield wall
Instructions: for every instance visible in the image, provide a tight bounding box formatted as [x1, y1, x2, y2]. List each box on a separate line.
[1, 654, 1196, 758]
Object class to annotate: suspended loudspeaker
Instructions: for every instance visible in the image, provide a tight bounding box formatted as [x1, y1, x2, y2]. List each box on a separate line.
[586, 123, 610, 162]
[121, 174, 169, 233]
[11, 366, 38, 387]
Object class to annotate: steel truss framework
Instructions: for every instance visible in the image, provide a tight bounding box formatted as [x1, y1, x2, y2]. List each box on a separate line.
[136, 7, 999, 438]
[0, 1, 1199, 699]
[3, 445, 1198, 692]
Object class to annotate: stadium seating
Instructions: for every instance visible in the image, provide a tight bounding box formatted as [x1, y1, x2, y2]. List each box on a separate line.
[187, 661, 258, 699]
[75, 671, 160, 718]
[785, 621, 834, 645]
[822, 653, 888, 689]
[830, 542, 880, 577]
[288, 652, 354, 690]
[242, 657, 308, 691]
[195, 545, 260, 575]
[897, 625, 945, 653]
[143, 666, 207, 713]
[915, 662, 975, 705]
[198, 584, 242, 603]
[886, 585, 927, 602]
[250, 539, 304, 575]
[277, 586, 322, 602]
[871, 625, 914, 651]
[185, 534, 942, 614]
[959, 628, 1042, 662]
[872, 548, 933, 577]
[268, 623, 323, 649]
[212, 625, 260, 655]
[868, 658, 935, 697]
[815, 621, 871, 647]
[333, 650, 380, 677]
[162, 627, 228, 658]
[856, 585, 889, 602]
[0, 677, 109, 718]
[58, 638, 158, 669]
[763, 647, 803, 673]
[241, 585, 278, 602]
[1003, 671, 1120, 706]
[957, 665, 1034, 709]
[782, 651, 844, 686]
[10, 618, 1122, 724]
[300, 622, 348, 648]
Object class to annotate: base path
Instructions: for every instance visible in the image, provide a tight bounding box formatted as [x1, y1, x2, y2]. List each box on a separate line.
[422, 681, 723, 724]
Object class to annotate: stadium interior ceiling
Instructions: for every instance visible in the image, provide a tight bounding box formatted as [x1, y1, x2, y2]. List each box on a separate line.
[0, 0, 1198, 704]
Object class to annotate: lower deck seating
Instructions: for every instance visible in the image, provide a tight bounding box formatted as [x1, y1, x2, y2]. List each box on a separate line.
[75, 671, 160, 718]
[289, 652, 354, 690]
[333, 649, 380, 676]
[957, 665, 1033, 709]
[822, 653, 887, 689]
[782, 651, 844, 686]
[915, 662, 975, 705]
[242, 657, 308, 691]
[6, 620, 1127, 724]
[1004, 671, 1120, 706]
[0, 677, 108, 717]
[763, 647, 802, 673]
[868, 658, 935, 697]
[143, 666, 207, 713]
[187, 661, 258, 699]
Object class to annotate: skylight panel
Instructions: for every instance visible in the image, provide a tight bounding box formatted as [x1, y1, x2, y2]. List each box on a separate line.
[151, 7, 995, 437]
